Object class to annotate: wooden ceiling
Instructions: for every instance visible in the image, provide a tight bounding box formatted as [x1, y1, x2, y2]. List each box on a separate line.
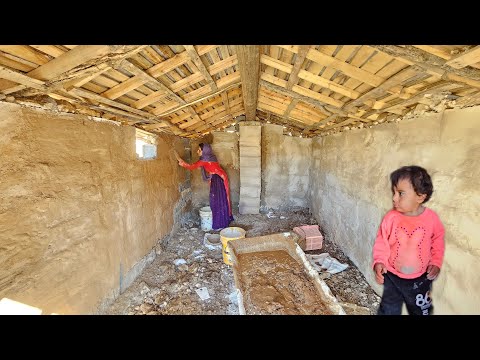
[1, 45, 479, 138]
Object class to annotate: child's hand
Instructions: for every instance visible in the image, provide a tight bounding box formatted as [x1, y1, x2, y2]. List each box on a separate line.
[426, 265, 440, 280]
[374, 263, 387, 284]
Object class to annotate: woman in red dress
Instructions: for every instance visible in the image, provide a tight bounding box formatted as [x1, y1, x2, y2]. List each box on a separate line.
[177, 143, 233, 230]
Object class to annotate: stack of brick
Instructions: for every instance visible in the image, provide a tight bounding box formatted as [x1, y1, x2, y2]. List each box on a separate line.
[239, 125, 261, 214]
[292, 224, 324, 251]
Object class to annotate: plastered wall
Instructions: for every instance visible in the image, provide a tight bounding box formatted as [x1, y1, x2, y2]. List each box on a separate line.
[261, 124, 312, 211]
[310, 106, 480, 314]
[0, 103, 186, 314]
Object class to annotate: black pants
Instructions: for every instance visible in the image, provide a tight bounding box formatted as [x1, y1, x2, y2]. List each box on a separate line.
[377, 271, 434, 315]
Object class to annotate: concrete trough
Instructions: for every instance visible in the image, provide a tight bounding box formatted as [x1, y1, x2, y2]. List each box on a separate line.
[228, 232, 346, 315]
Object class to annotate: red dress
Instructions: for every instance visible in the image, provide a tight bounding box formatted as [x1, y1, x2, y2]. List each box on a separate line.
[179, 160, 232, 216]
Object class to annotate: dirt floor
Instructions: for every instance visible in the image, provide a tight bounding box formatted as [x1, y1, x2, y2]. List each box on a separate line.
[103, 209, 381, 315]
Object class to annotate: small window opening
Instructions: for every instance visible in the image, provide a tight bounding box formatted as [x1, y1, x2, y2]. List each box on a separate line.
[135, 129, 157, 160]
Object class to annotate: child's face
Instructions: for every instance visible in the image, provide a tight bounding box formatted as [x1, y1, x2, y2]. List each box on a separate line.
[392, 178, 427, 215]
[197, 147, 203, 156]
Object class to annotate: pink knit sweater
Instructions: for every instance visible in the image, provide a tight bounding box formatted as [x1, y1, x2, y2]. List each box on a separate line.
[372, 208, 445, 279]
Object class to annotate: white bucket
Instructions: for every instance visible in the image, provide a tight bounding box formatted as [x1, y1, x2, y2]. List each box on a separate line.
[199, 206, 213, 231]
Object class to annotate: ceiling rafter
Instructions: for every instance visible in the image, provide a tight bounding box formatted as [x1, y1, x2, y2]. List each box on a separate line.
[2, 45, 480, 138]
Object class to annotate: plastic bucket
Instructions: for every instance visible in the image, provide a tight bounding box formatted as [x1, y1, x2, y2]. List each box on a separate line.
[220, 227, 246, 265]
[199, 206, 213, 231]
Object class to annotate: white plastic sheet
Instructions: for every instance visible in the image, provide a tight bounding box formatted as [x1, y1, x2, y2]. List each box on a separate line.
[305, 253, 349, 274]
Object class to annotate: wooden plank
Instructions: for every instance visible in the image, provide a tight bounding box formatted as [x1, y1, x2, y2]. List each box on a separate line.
[120, 59, 187, 105]
[0, 45, 50, 65]
[445, 46, 480, 69]
[306, 48, 385, 87]
[0, 53, 35, 72]
[190, 103, 243, 130]
[413, 45, 451, 60]
[197, 45, 219, 56]
[380, 82, 461, 113]
[0, 65, 47, 91]
[146, 51, 190, 78]
[342, 65, 425, 112]
[207, 55, 237, 76]
[157, 81, 241, 117]
[260, 54, 293, 73]
[170, 112, 194, 124]
[68, 87, 185, 133]
[27, 45, 114, 81]
[259, 79, 333, 116]
[170, 72, 205, 92]
[216, 71, 241, 88]
[63, 64, 112, 89]
[1, 85, 26, 94]
[132, 90, 167, 109]
[298, 69, 361, 99]
[284, 98, 299, 117]
[179, 117, 202, 129]
[194, 96, 225, 113]
[261, 72, 288, 88]
[0, 78, 18, 91]
[102, 76, 147, 99]
[152, 101, 181, 115]
[183, 45, 218, 91]
[292, 84, 344, 108]
[221, 92, 231, 117]
[371, 45, 480, 84]
[286, 46, 310, 90]
[277, 45, 299, 54]
[30, 45, 66, 58]
[200, 97, 243, 120]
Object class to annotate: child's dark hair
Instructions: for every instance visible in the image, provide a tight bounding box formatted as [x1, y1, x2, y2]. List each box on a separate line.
[390, 165, 433, 203]
[199, 143, 204, 150]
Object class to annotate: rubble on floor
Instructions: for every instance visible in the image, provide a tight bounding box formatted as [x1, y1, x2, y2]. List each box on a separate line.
[103, 209, 380, 315]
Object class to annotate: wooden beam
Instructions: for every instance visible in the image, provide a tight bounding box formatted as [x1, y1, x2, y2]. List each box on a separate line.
[292, 84, 344, 108]
[283, 99, 298, 117]
[370, 45, 480, 86]
[118, 59, 186, 105]
[155, 81, 242, 118]
[445, 46, 480, 69]
[297, 69, 361, 99]
[221, 92, 231, 118]
[146, 51, 190, 78]
[0, 65, 48, 91]
[27, 46, 142, 81]
[62, 63, 111, 89]
[235, 45, 260, 121]
[342, 65, 425, 112]
[30, 45, 66, 58]
[0, 45, 50, 65]
[413, 46, 450, 60]
[302, 114, 339, 133]
[286, 46, 310, 90]
[183, 45, 218, 91]
[102, 75, 147, 100]
[68, 87, 185, 134]
[379, 82, 461, 114]
[259, 79, 332, 116]
[306, 48, 385, 87]
[207, 55, 237, 76]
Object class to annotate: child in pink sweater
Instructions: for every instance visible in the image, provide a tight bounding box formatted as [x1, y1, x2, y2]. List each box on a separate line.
[372, 165, 445, 315]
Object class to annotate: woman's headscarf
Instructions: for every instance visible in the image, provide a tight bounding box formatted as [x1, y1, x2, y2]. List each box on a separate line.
[199, 143, 218, 181]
